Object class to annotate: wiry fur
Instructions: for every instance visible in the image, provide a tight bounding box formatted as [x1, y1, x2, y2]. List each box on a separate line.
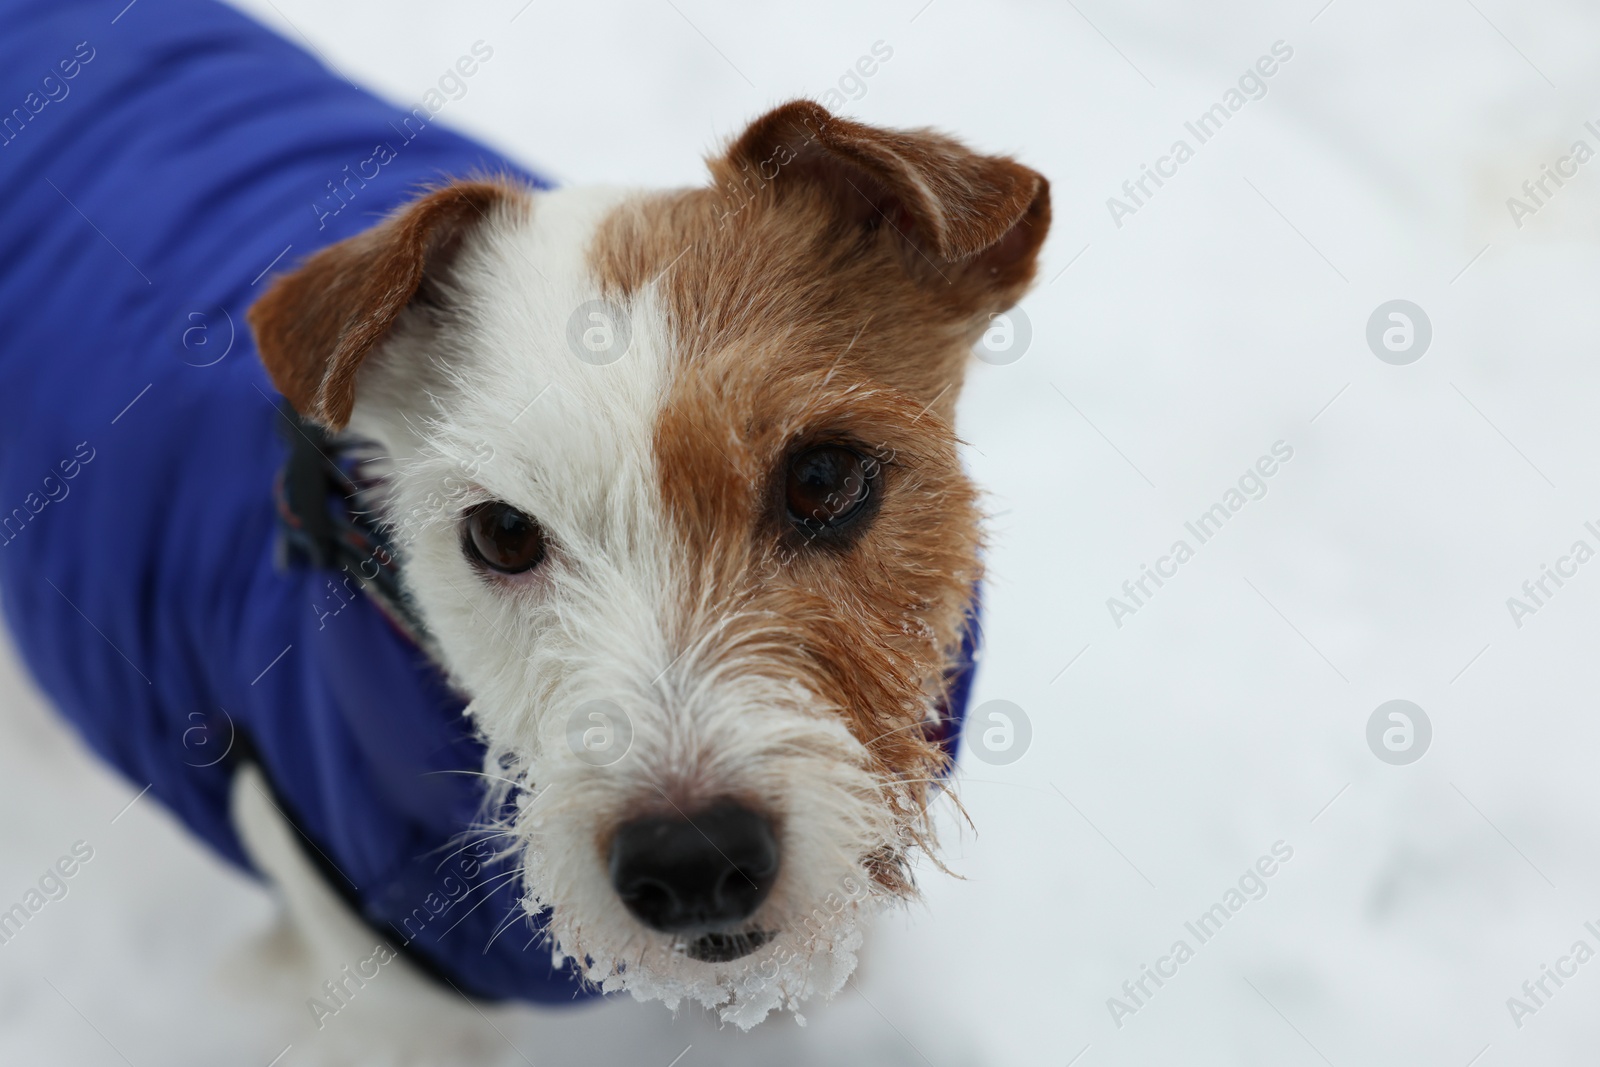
[248, 101, 1050, 1027]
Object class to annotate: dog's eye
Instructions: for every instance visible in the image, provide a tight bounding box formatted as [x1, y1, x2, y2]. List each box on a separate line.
[462, 502, 547, 574]
[786, 445, 873, 532]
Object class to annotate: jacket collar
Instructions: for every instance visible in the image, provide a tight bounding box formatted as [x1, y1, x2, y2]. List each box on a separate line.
[273, 403, 435, 654]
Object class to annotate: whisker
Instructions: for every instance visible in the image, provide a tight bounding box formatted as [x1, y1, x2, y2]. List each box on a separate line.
[483, 894, 535, 955]
[429, 829, 519, 872]
[431, 867, 527, 941]
[421, 767, 526, 789]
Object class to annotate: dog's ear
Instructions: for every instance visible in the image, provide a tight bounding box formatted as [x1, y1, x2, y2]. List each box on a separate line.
[714, 100, 1050, 316]
[248, 180, 519, 430]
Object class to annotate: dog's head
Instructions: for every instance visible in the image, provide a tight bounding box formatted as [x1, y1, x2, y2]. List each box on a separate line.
[250, 100, 1048, 1025]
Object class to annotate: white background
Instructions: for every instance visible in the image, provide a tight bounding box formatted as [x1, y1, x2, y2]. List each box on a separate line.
[4, 0, 1600, 1063]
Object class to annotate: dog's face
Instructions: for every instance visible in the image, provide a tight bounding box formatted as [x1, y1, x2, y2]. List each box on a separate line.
[250, 101, 1048, 1025]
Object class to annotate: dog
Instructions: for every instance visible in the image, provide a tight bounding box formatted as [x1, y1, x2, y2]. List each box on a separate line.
[0, 0, 1048, 1032]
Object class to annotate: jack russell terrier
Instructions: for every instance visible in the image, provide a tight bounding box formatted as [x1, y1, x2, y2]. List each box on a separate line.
[0, 0, 1048, 1032]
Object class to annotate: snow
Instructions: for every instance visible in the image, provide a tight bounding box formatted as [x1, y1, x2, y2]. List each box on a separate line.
[5, 0, 1600, 1062]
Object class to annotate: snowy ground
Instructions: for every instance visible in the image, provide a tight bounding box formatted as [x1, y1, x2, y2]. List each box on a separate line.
[5, 0, 1600, 1063]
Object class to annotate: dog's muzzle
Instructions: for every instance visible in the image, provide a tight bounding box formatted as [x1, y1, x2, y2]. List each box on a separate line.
[608, 800, 779, 960]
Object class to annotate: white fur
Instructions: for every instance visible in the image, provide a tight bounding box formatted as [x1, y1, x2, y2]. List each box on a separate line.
[338, 186, 903, 1026]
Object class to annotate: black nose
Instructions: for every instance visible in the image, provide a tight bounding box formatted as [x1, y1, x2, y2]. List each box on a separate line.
[608, 801, 779, 934]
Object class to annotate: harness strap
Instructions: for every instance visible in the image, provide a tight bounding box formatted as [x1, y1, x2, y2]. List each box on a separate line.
[272, 403, 434, 653]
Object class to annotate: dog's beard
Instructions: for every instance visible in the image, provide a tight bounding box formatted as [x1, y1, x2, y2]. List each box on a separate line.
[474, 668, 927, 1028]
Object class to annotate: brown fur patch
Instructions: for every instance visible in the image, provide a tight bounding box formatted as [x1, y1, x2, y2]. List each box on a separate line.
[592, 102, 1050, 892]
[249, 178, 528, 429]
[592, 102, 1048, 424]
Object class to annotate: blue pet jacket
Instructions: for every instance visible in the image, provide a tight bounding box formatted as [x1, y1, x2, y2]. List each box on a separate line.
[0, 0, 977, 1003]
